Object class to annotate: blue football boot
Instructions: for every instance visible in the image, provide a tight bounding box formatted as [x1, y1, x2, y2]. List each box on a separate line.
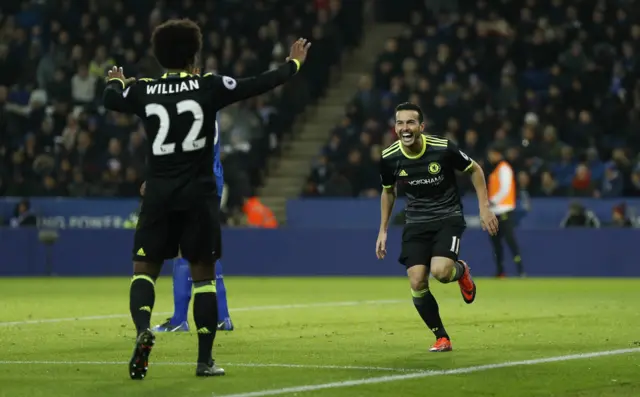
[217, 318, 234, 331]
[151, 318, 190, 332]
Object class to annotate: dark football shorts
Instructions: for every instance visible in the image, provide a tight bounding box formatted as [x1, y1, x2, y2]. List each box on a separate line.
[132, 182, 221, 265]
[398, 216, 466, 267]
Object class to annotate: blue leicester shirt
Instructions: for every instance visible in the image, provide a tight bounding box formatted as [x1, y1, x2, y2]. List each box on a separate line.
[213, 118, 223, 197]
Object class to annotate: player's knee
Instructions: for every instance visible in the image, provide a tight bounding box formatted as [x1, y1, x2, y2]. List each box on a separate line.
[408, 276, 427, 292]
[406, 264, 428, 291]
[430, 258, 454, 282]
[133, 261, 162, 279]
[190, 260, 215, 282]
[409, 279, 427, 292]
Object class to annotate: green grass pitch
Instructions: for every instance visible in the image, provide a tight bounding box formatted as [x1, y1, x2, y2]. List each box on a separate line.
[1, 277, 639, 397]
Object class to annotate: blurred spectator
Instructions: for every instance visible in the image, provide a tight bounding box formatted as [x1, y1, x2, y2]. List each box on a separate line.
[71, 64, 97, 105]
[536, 171, 566, 197]
[571, 164, 596, 197]
[598, 162, 624, 198]
[242, 197, 277, 228]
[308, 1, 640, 200]
[308, 155, 333, 195]
[324, 170, 353, 197]
[540, 126, 563, 163]
[9, 199, 37, 227]
[1, 0, 363, 224]
[516, 171, 532, 211]
[609, 203, 632, 227]
[560, 202, 601, 228]
[353, 75, 382, 120]
[628, 165, 640, 196]
[553, 147, 577, 188]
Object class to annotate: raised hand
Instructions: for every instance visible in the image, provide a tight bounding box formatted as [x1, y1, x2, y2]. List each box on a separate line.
[287, 38, 312, 65]
[107, 66, 136, 86]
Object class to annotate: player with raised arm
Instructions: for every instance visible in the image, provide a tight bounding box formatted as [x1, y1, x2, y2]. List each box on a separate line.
[376, 102, 498, 352]
[102, 18, 310, 379]
[150, 113, 234, 333]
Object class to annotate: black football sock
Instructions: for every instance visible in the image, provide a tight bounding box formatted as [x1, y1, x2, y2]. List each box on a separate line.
[193, 280, 218, 364]
[412, 288, 449, 340]
[503, 219, 524, 274]
[514, 255, 524, 274]
[446, 260, 466, 282]
[491, 235, 505, 274]
[129, 274, 156, 335]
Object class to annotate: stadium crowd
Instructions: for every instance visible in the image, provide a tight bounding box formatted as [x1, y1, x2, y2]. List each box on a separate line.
[305, 0, 640, 202]
[0, 0, 362, 222]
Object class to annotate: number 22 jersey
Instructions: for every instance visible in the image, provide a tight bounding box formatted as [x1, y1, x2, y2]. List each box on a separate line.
[102, 61, 299, 198]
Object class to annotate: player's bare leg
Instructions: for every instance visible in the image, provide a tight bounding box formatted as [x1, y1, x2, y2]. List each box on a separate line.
[190, 260, 225, 377]
[129, 261, 162, 380]
[407, 264, 452, 352]
[431, 256, 476, 304]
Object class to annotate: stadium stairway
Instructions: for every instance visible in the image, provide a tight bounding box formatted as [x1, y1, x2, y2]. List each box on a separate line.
[258, 19, 403, 224]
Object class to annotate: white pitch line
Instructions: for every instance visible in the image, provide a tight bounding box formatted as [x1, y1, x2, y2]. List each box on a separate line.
[0, 360, 418, 373]
[221, 363, 418, 373]
[216, 347, 640, 397]
[0, 312, 174, 327]
[0, 299, 404, 327]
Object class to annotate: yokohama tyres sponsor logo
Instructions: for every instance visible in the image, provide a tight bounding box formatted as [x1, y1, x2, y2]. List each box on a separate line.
[406, 175, 444, 186]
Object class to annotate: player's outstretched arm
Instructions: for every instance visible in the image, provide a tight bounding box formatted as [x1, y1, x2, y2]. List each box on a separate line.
[377, 157, 397, 259]
[467, 161, 499, 236]
[377, 186, 396, 259]
[103, 66, 137, 114]
[447, 140, 498, 235]
[207, 39, 311, 108]
[466, 161, 490, 208]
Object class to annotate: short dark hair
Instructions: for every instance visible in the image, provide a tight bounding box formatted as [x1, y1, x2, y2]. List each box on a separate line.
[395, 102, 424, 123]
[151, 19, 202, 70]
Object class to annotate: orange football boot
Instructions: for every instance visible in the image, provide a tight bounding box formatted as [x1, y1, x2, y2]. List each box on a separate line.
[429, 337, 452, 352]
[457, 260, 477, 304]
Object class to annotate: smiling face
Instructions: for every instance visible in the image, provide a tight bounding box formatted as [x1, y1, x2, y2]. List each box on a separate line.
[395, 109, 424, 147]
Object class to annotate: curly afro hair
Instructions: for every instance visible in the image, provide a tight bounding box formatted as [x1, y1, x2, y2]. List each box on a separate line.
[151, 18, 202, 70]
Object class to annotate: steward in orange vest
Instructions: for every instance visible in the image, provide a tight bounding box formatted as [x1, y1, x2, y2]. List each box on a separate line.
[487, 145, 525, 277]
[242, 197, 277, 228]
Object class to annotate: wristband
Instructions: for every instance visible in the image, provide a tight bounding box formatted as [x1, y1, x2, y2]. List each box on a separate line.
[108, 77, 125, 89]
[291, 59, 301, 73]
